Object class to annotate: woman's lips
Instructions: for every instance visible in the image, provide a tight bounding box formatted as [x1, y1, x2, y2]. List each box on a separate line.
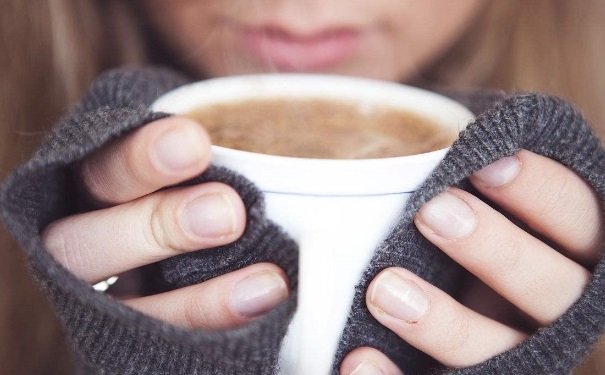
[238, 26, 362, 71]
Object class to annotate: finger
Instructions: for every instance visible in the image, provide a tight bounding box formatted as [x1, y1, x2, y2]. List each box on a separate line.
[42, 182, 246, 283]
[415, 188, 591, 325]
[124, 263, 289, 329]
[469, 150, 603, 264]
[80, 116, 212, 205]
[340, 347, 404, 375]
[366, 268, 527, 368]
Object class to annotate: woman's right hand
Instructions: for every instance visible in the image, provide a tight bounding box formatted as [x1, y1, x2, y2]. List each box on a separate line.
[41, 116, 290, 330]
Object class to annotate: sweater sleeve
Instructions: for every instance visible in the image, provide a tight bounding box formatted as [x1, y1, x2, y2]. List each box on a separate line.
[2, 65, 604, 375]
[0, 67, 299, 375]
[332, 93, 605, 375]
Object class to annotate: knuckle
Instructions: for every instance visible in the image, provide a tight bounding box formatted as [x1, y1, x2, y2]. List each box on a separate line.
[143, 197, 192, 255]
[42, 221, 85, 274]
[489, 235, 523, 279]
[80, 158, 112, 203]
[183, 291, 225, 329]
[145, 200, 169, 251]
[183, 294, 209, 328]
[80, 138, 146, 205]
[531, 169, 572, 221]
[439, 305, 472, 359]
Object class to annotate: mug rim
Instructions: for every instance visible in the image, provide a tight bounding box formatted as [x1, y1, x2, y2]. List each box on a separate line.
[151, 73, 474, 195]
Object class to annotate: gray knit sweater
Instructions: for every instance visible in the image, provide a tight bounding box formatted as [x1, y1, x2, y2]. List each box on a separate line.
[1, 67, 604, 375]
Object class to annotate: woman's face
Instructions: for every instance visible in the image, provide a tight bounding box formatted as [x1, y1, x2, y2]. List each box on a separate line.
[142, 0, 485, 82]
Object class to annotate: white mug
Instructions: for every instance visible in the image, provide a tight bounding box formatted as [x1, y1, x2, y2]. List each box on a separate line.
[152, 74, 474, 375]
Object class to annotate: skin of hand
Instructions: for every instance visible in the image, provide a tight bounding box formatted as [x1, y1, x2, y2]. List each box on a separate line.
[339, 150, 602, 374]
[42, 116, 290, 329]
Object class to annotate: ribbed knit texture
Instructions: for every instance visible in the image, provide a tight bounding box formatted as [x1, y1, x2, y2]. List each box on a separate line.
[1, 67, 604, 375]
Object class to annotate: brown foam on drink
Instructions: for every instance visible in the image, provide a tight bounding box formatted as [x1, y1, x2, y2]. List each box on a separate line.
[187, 98, 454, 159]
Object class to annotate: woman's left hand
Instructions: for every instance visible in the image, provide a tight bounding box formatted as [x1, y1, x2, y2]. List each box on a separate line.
[340, 150, 602, 375]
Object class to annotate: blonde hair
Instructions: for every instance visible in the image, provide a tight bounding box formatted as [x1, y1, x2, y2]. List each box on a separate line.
[0, 2, 144, 372]
[424, 1, 605, 137]
[1, 1, 604, 373]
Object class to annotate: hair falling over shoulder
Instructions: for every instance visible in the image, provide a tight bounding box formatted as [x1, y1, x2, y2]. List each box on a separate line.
[0, 2, 145, 373]
[1, 1, 145, 173]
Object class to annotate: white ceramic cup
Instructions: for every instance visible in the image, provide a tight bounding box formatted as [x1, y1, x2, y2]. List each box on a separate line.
[152, 74, 474, 375]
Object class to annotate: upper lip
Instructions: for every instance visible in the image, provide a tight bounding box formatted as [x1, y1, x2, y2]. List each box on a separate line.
[226, 17, 365, 71]
[243, 25, 360, 43]
[228, 17, 363, 40]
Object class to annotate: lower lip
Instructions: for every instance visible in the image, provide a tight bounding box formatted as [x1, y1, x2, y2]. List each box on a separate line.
[239, 27, 362, 71]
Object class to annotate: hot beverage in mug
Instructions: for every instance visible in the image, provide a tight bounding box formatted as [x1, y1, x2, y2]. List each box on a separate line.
[187, 98, 453, 159]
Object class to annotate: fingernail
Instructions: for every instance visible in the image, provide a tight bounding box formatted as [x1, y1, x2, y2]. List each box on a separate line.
[416, 191, 476, 239]
[369, 270, 430, 323]
[350, 360, 385, 375]
[182, 193, 237, 238]
[153, 127, 203, 171]
[230, 271, 288, 318]
[472, 155, 520, 187]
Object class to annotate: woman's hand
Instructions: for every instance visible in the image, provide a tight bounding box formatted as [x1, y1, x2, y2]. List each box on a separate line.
[42, 117, 289, 330]
[341, 150, 602, 374]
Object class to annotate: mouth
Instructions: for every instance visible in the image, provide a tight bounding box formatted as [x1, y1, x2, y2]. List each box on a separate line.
[235, 24, 362, 71]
